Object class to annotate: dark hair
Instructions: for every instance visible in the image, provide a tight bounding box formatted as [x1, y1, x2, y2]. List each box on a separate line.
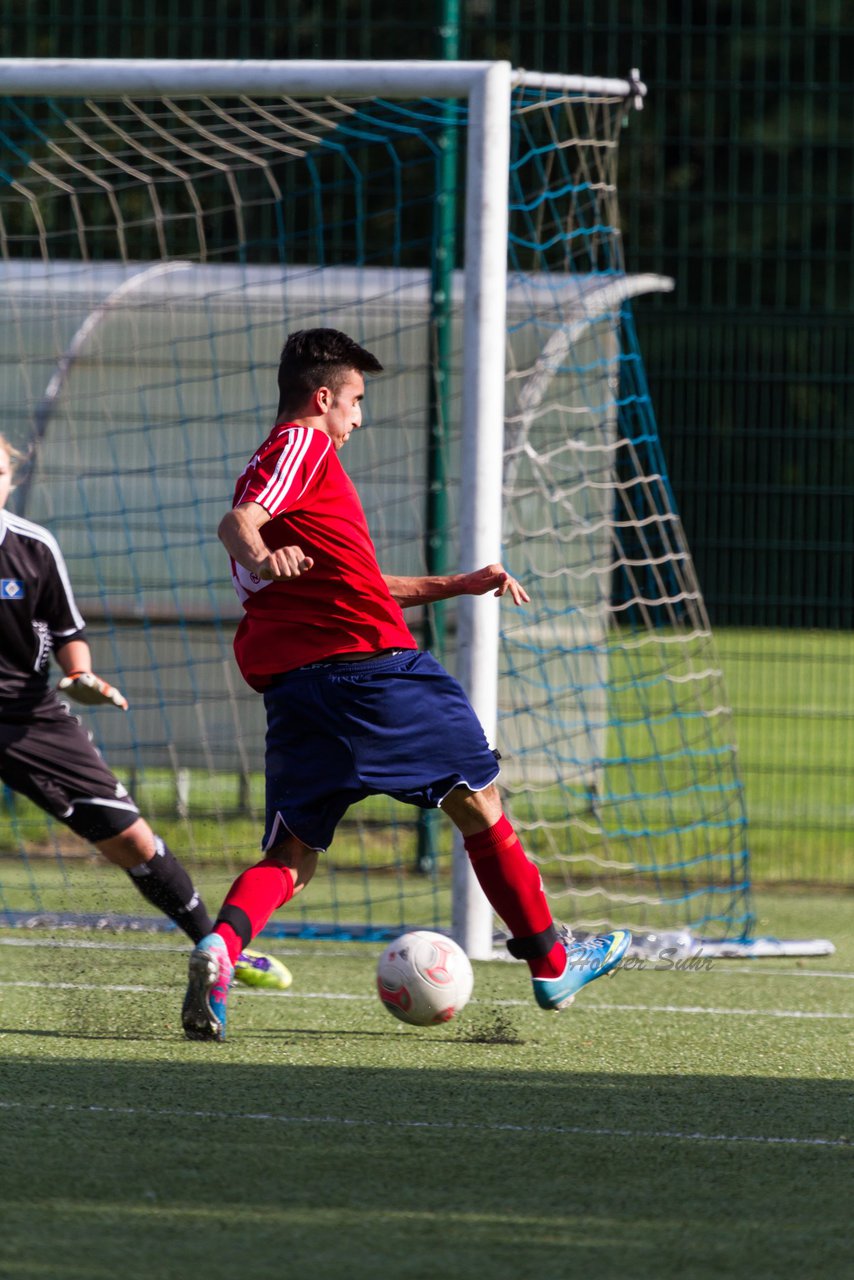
[277, 328, 383, 418]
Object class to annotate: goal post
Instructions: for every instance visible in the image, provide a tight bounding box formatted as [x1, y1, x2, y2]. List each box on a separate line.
[454, 60, 512, 957]
[0, 58, 784, 957]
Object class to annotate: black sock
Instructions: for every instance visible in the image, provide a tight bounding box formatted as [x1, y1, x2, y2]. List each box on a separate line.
[126, 836, 215, 943]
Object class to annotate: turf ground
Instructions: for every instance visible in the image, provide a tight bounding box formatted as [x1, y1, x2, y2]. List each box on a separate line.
[0, 890, 851, 1280]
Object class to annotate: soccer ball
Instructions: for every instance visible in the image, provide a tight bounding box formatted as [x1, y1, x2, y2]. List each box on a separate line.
[376, 930, 474, 1026]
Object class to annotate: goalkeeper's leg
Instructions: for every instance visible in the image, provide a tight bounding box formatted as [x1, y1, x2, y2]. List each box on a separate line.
[96, 818, 217, 943]
[0, 696, 290, 987]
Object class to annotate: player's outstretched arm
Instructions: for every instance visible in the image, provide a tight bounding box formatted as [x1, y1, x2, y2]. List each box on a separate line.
[384, 564, 529, 609]
[55, 639, 128, 710]
[218, 502, 314, 581]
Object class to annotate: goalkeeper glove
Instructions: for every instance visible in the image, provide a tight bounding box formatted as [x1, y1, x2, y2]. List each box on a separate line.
[57, 670, 128, 711]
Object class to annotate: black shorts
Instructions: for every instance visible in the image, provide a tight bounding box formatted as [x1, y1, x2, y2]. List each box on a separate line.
[0, 694, 140, 843]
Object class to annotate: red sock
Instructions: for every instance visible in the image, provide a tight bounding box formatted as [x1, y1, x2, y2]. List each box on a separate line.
[214, 859, 296, 964]
[465, 815, 565, 979]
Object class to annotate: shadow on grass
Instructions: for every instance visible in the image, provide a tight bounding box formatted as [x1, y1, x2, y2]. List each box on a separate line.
[2, 1058, 849, 1145]
[0, 1058, 850, 1280]
[0, 1027, 163, 1043]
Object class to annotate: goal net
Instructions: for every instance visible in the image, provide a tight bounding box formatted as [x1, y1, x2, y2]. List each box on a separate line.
[0, 60, 753, 952]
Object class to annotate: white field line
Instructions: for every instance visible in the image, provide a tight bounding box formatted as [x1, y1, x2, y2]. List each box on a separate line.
[0, 978, 850, 1019]
[1, 938, 852, 982]
[561, 1001, 853, 1020]
[0, 938, 190, 953]
[0, 1098, 846, 1150]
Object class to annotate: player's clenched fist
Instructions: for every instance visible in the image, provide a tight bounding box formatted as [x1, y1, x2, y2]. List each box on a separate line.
[257, 545, 314, 580]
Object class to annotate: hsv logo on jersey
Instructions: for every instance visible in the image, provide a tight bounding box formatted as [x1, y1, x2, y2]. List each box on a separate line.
[1, 579, 25, 600]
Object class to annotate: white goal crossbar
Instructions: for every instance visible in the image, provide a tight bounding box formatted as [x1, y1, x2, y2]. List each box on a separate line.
[0, 58, 644, 102]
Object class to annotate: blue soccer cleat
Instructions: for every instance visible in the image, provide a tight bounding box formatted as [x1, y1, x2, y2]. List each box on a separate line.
[234, 948, 293, 991]
[533, 928, 632, 1011]
[182, 933, 234, 1042]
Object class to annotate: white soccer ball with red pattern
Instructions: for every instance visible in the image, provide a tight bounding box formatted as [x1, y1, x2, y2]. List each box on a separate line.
[376, 930, 474, 1026]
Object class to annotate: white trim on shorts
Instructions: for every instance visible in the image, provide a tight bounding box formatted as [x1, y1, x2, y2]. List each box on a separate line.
[436, 770, 501, 809]
[263, 809, 326, 854]
[70, 796, 140, 815]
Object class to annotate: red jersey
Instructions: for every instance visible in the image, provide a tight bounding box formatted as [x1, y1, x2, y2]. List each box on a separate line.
[229, 423, 416, 689]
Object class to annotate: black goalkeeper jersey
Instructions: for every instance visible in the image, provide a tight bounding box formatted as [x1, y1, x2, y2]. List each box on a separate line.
[0, 510, 87, 710]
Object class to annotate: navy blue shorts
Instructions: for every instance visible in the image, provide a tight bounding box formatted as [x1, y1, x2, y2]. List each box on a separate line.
[261, 649, 500, 851]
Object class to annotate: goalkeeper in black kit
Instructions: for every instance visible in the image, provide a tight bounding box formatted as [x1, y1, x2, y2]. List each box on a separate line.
[0, 434, 290, 991]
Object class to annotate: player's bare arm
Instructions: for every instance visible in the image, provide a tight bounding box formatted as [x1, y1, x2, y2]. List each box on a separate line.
[218, 502, 314, 581]
[55, 637, 93, 679]
[383, 563, 530, 609]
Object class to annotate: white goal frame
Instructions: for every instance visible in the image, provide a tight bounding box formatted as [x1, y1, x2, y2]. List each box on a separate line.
[0, 58, 646, 958]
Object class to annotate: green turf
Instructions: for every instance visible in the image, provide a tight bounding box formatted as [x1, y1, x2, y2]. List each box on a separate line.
[0, 890, 850, 1280]
[716, 628, 854, 883]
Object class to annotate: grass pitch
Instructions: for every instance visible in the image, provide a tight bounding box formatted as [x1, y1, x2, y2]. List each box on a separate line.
[0, 890, 851, 1280]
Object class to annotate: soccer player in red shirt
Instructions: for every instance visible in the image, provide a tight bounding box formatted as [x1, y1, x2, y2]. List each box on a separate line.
[0, 435, 289, 992]
[181, 329, 630, 1041]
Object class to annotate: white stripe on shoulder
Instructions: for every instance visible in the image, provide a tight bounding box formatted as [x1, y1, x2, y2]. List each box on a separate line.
[3, 510, 58, 544]
[257, 427, 311, 512]
[260, 427, 330, 514]
[2, 512, 85, 631]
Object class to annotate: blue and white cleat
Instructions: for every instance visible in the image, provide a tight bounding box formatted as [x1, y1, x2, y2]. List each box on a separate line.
[182, 933, 234, 1042]
[234, 948, 293, 991]
[533, 929, 632, 1011]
